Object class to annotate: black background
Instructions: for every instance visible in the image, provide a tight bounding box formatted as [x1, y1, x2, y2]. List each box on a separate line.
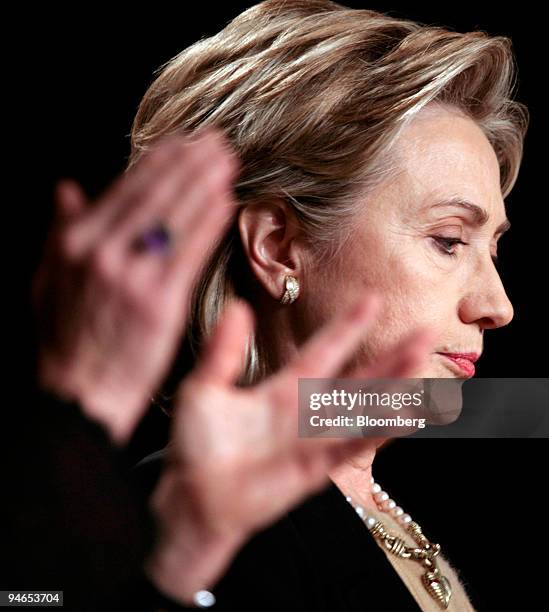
[12, 2, 546, 609]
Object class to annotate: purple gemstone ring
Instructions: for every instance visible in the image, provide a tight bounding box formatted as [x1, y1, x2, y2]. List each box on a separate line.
[133, 222, 172, 254]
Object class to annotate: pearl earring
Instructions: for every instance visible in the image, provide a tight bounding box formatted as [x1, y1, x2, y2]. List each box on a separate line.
[280, 275, 300, 304]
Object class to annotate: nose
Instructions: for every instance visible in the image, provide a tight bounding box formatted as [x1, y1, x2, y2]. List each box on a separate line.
[458, 258, 514, 330]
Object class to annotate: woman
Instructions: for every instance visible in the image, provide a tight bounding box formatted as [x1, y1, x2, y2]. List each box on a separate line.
[128, 0, 528, 610]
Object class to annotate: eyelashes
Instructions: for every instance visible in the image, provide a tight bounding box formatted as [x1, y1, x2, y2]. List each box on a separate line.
[431, 236, 500, 268]
[432, 236, 466, 258]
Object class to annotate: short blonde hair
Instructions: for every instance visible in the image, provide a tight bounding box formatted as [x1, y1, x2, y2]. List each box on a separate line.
[128, 0, 529, 384]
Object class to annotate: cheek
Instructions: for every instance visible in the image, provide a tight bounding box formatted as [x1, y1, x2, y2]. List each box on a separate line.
[303, 234, 459, 368]
[346, 245, 456, 367]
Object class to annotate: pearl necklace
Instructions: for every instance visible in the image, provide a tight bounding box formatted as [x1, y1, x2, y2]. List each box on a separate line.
[345, 477, 453, 610]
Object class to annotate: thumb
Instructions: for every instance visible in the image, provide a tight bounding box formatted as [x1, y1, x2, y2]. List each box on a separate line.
[192, 299, 255, 387]
[54, 178, 87, 221]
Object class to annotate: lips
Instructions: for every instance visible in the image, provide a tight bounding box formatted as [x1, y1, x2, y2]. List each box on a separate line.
[437, 353, 479, 378]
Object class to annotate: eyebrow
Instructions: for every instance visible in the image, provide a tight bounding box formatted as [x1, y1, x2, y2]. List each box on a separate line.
[429, 197, 511, 236]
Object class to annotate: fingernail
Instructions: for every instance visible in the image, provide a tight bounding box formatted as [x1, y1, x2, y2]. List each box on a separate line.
[194, 125, 223, 146]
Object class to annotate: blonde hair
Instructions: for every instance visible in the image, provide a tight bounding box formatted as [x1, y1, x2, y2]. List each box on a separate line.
[128, 0, 529, 385]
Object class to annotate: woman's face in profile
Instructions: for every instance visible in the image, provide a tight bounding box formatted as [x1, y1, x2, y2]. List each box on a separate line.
[307, 106, 514, 378]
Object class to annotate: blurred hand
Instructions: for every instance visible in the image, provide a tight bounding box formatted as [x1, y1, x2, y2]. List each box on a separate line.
[33, 127, 239, 443]
[147, 293, 437, 603]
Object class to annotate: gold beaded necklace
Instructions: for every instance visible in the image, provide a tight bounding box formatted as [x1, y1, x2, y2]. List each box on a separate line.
[346, 478, 453, 610]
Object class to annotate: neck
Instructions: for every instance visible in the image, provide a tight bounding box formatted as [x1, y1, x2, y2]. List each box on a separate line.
[327, 441, 380, 511]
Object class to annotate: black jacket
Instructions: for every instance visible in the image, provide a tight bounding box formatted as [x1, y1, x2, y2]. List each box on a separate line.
[4, 389, 156, 611]
[134, 450, 422, 612]
[3, 386, 420, 611]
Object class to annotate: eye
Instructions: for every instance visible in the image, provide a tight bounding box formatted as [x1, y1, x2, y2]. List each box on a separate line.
[431, 236, 467, 258]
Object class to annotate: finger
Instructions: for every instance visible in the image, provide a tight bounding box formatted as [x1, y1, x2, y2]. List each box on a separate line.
[192, 299, 255, 386]
[271, 291, 382, 391]
[162, 144, 238, 237]
[120, 149, 237, 292]
[35, 179, 88, 295]
[163, 176, 237, 288]
[109, 129, 234, 249]
[69, 128, 217, 254]
[54, 178, 87, 221]
[63, 137, 181, 256]
[99, 127, 217, 225]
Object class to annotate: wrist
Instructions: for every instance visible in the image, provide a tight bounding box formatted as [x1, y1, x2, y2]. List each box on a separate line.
[38, 353, 148, 444]
[145, 517, 243, 606]
[146, 466, 245, 605]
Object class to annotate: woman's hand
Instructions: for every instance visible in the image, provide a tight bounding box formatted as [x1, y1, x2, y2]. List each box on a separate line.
[147, 293, 437, 604]
[33, 128, 239, 443]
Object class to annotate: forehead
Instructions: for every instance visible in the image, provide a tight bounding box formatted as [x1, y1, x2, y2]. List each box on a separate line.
[392, 106, 505, 218]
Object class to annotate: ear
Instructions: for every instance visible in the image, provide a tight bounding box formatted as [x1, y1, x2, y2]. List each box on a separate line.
[238, 199, 304, 301]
